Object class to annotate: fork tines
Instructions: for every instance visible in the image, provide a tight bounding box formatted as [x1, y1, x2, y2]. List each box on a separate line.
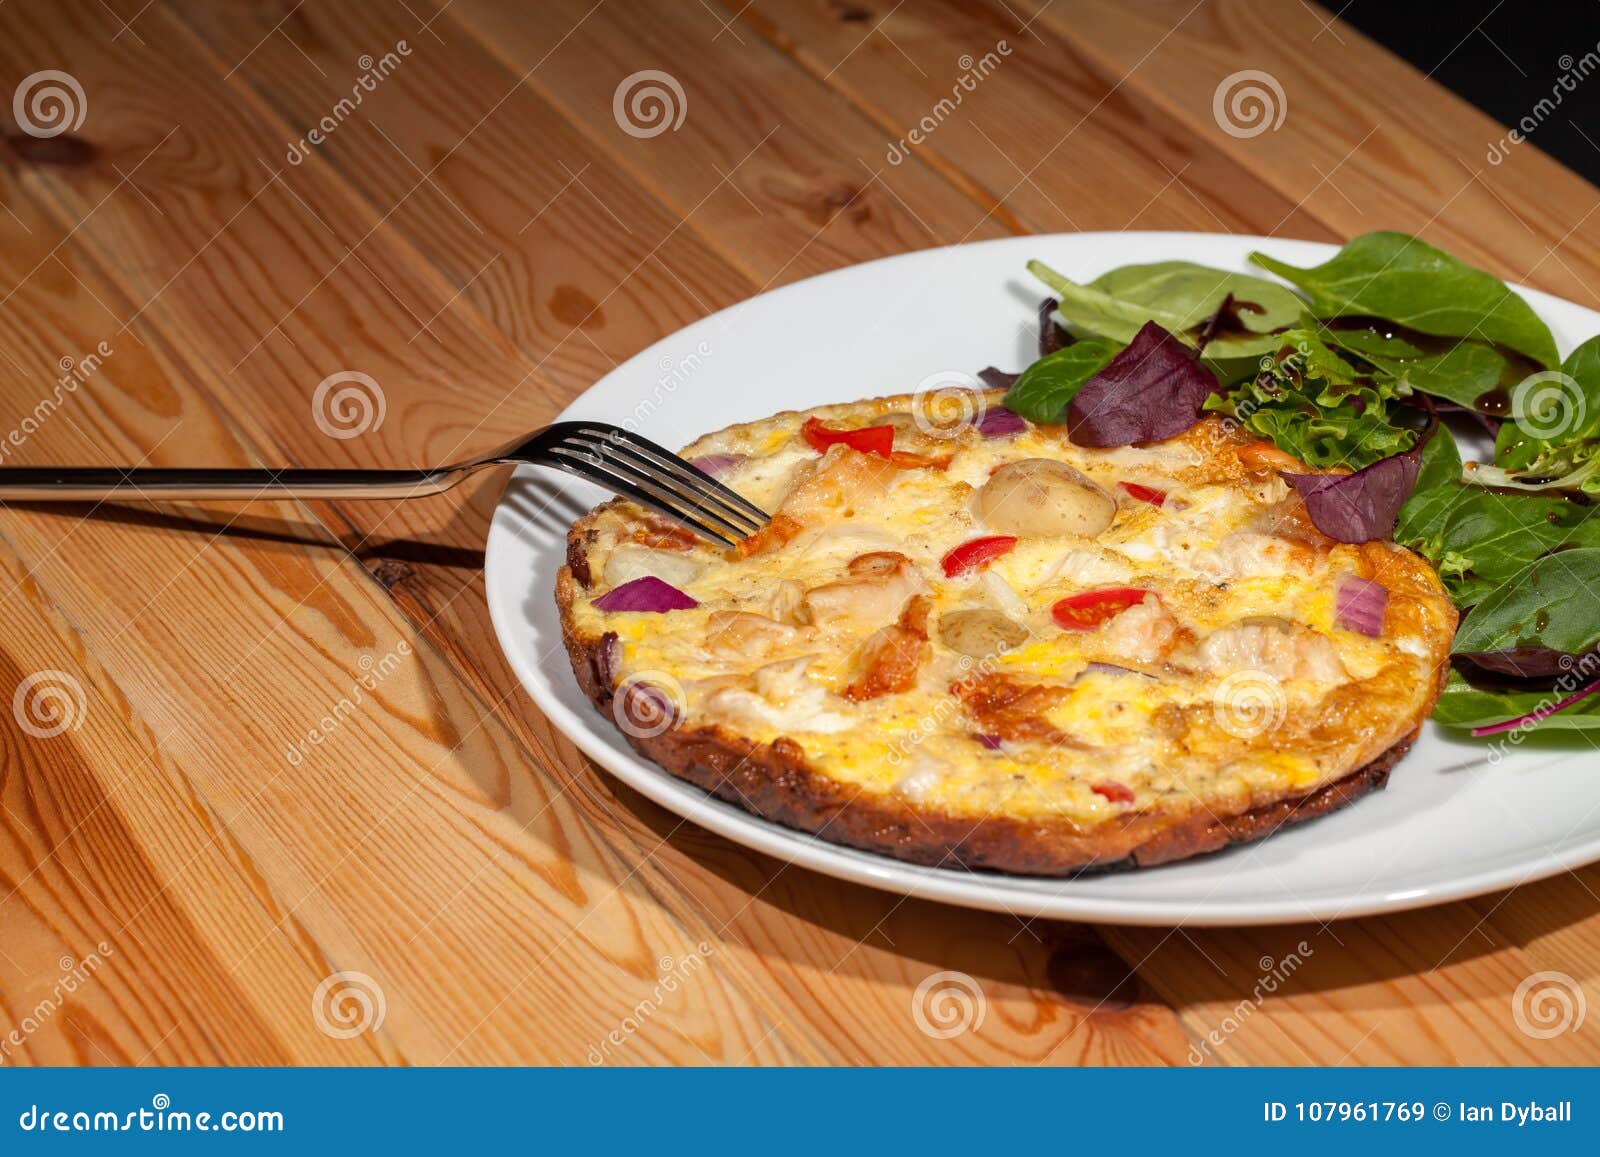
[536, 422, 770, 548]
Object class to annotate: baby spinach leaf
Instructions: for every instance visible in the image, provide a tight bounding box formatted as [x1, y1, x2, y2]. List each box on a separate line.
[1249, 232, 1559, 369]
[999, 337, 1122, 424]
[1452, 548, 1600, 656]
[1393, 429, 1468, 553]
[1397, 432, 1600, 603]
[1027, 259, 1304, 359]
[1325, 328, 1509, 410]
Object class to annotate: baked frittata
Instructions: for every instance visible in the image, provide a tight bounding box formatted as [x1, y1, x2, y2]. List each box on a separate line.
[557, 389, 1456, 874]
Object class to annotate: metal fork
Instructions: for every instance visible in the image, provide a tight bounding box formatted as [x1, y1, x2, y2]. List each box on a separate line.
[0, 421, 771, 548]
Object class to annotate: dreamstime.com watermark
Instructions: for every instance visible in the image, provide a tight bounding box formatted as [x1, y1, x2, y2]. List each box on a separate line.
[619, 339, 712, 434]
[888, 649, 1003, 768]
[1487, 46, 1600, 164]
[0, 340, 113, 463]
[284, 641, 413, 765]
[12, 70, 86, 138]
[286, 42, 413, 164]
[311, 369, 386, 439]
[1187, 942, 1314, 1064]
[613, 70, 687, 139]
[16, 1095, 282, 1134]
[12, 669, 88, 739]
[1212, 669, 1287, 740]
[584, 942, 715, 1064]
[1486, 650, 1600, 765]
[1212, 69, 1287, 139]
[311, 970, 387, 1039]
[911, 970, 986, 1039]
[1511, 970, 1587, 1039]
[1508, 369, 1587, 442]
[1, 943, 113, 1064]
[885, 43, 1011, 165]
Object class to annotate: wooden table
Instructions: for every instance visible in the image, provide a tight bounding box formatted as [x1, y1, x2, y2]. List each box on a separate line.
[0, 0, 1595, 1067]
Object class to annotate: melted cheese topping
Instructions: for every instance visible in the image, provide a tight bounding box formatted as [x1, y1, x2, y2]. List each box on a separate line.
[567, 393, 1456, 826]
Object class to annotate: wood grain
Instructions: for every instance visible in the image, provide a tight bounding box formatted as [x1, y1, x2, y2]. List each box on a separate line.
[0, 4, 806, 1065]
[0, 0, 1591, 1065]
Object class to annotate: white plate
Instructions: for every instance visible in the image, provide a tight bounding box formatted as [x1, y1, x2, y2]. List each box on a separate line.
[485, 232, 1600, 926]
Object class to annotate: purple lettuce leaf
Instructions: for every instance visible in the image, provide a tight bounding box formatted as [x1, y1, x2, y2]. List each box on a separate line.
[1281, 439, 1424, 543]
[1455, 646, 1595, 683]
[1065, 321, 1220, 447]
[1038, 296, 1066, 357]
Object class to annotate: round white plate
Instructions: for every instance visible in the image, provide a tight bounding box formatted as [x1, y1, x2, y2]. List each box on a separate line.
[485, 231, 1600, 926]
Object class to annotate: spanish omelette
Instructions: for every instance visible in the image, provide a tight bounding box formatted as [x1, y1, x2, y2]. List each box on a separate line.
[556, 389, 1456, 874]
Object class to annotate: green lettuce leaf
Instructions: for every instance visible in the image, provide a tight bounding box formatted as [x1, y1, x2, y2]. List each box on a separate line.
[1203, 330, 1416, 470]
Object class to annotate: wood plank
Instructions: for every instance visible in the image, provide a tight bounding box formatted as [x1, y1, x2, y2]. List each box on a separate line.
[0, 8, 807, 1065]
[719, 0, 1332, 241]
[1105, 900, 1600, 1065]
[445, 0, 1011, 258]
[0, 173, 378, 1065]
[0, 509, 371, 1065]
[157, 0, 1200, 1063]
[1027, 0, 1600, 305]
[173, 0, 1600, 1063]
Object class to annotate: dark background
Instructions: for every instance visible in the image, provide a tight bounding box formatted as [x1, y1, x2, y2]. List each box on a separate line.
[1343, 1, 1600, 184]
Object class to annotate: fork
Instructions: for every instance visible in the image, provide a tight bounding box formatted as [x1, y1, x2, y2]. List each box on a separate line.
[0, 421, 771, 548]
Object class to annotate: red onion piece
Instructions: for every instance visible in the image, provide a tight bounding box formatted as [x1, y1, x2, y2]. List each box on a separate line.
[688, 453, 746, 479]
[974, 407, 1027, 437]
[973, 733, 1004, 750]
[1335, 576, 1389, 637]
[1471, 675, 1600, 737]
[592, 631, 621, 691]
[592, 575, 699, 613]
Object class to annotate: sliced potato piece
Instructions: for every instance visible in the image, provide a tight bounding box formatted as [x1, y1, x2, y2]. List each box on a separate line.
[975, 458, 1116, 538]
[938, 608, 1030, 659]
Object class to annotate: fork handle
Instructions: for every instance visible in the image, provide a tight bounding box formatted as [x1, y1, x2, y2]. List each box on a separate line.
[0, 464, 476, 502]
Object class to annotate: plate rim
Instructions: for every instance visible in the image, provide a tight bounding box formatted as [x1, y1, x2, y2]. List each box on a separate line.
[484, 230, 1600, 926]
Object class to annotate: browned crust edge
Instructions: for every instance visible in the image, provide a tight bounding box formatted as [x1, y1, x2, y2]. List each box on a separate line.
[557, 562, 1419, 876]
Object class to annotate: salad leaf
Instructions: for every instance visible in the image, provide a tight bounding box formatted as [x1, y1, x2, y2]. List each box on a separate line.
[1065, 322, 1220, 446]
[1038, 297, 1066, 356]
[1000, 337, 1122, 424]
[1027, 259, 1304, 359]
[1433, 670, 1600, 732]
[1204, 330, 1416, 470]
[1452, 547, 1600, 657]
[1396, 432, 1600, 603]
[1249, 232, 1559, 369]
[1456, 647, 1582, 680]
[1281, 438, 1423, 543]
[1323, 325, 1510, 411]
[1472, 335, 1600, 494]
